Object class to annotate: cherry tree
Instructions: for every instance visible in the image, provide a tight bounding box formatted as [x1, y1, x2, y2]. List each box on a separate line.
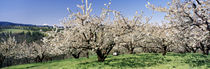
[113, 11, 153, 54]
[146, 0, 209, 55]
[44, 0, 119, 62]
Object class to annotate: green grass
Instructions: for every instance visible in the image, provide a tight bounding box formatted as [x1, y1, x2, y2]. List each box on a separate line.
[3, 53, 210, 69]
[0, 29, 34, 33]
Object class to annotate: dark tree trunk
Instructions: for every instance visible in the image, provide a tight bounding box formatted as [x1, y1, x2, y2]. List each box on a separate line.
[199, 42, 207, 55]
[96, 49, 105, 62]
[72, 54, 79, 59]
[162, 45, 167, 56]
[0, 54, 5, 67]
[206, 46, 209, 55]
[128, 48, 135, 54]
[162, 51, 167, 56]
[184, 47, 191, 53]
[25, 57, 29, 63]
[35, 55, 45, 62]
[95, 42, 115, 62]
[72, 52, 81, 59]
[97, 55, 105, 62]
[86, 51, 89, 58]
[206, 49, 209, 55]
[192, 48, 197, 53]
[184, 44, 192, 53]
[142, 47, 147, 53]
[45, 56, 53, 61]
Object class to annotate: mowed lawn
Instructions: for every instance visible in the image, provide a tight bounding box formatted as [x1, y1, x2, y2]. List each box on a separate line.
[3, 53, 210, 69]
[0, 29, 34, 33]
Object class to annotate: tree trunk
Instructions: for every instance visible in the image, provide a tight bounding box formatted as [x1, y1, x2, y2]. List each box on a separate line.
[162, 45, 167, 56]
[96, 49, 105, 62]
[0, 54, 5, 67]
[35, 55, 44, 62]
[162, 51, 167, 56]
[205, 46, 209, 55]
[25, 57, 29, 63]
[192, 49, 197, 53]
[128, 48, 135, 54]
[72, 52, 81, 59]
[72, 55, 79, 59]
[199, 42, 207, 55]
[184, 44, 191, 53]
[191, 46, 199, 53]
[86, 51, 89, 58]
[71, 51, 81, 59]
[97, 55, 105, 62]
[206, 49, 209, 55]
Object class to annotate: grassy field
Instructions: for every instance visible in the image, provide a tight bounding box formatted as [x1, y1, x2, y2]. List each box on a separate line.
[3, 53, 210, 69]
[0, 29, 34, 33]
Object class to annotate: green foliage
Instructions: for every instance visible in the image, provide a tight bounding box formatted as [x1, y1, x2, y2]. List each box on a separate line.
[3, 53, 210, 69]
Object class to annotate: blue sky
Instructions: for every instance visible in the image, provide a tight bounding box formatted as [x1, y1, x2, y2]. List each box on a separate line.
[0, 0, 170, 25]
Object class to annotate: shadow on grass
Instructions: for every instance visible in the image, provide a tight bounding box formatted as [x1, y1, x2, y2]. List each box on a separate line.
[25, 65, 41, 69]
[21, 61, 58, 69]
[183, 54, 210, 67]
[166, 53, 210, 67]
[79, 54, 169, 68]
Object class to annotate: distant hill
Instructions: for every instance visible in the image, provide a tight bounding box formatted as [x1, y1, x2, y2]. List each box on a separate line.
[0, 21, 36, 26]
[0, 21, 52, 27]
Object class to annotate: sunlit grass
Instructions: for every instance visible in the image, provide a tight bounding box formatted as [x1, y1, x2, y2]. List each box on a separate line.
[3, 53, 210, 69]
[0, 29, 34, 33]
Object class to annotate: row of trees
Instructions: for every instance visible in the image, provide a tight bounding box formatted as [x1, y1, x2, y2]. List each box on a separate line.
[146, 0, 209, 55]
[0, 36, 74, 67]
[43, 0, 209, 62]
